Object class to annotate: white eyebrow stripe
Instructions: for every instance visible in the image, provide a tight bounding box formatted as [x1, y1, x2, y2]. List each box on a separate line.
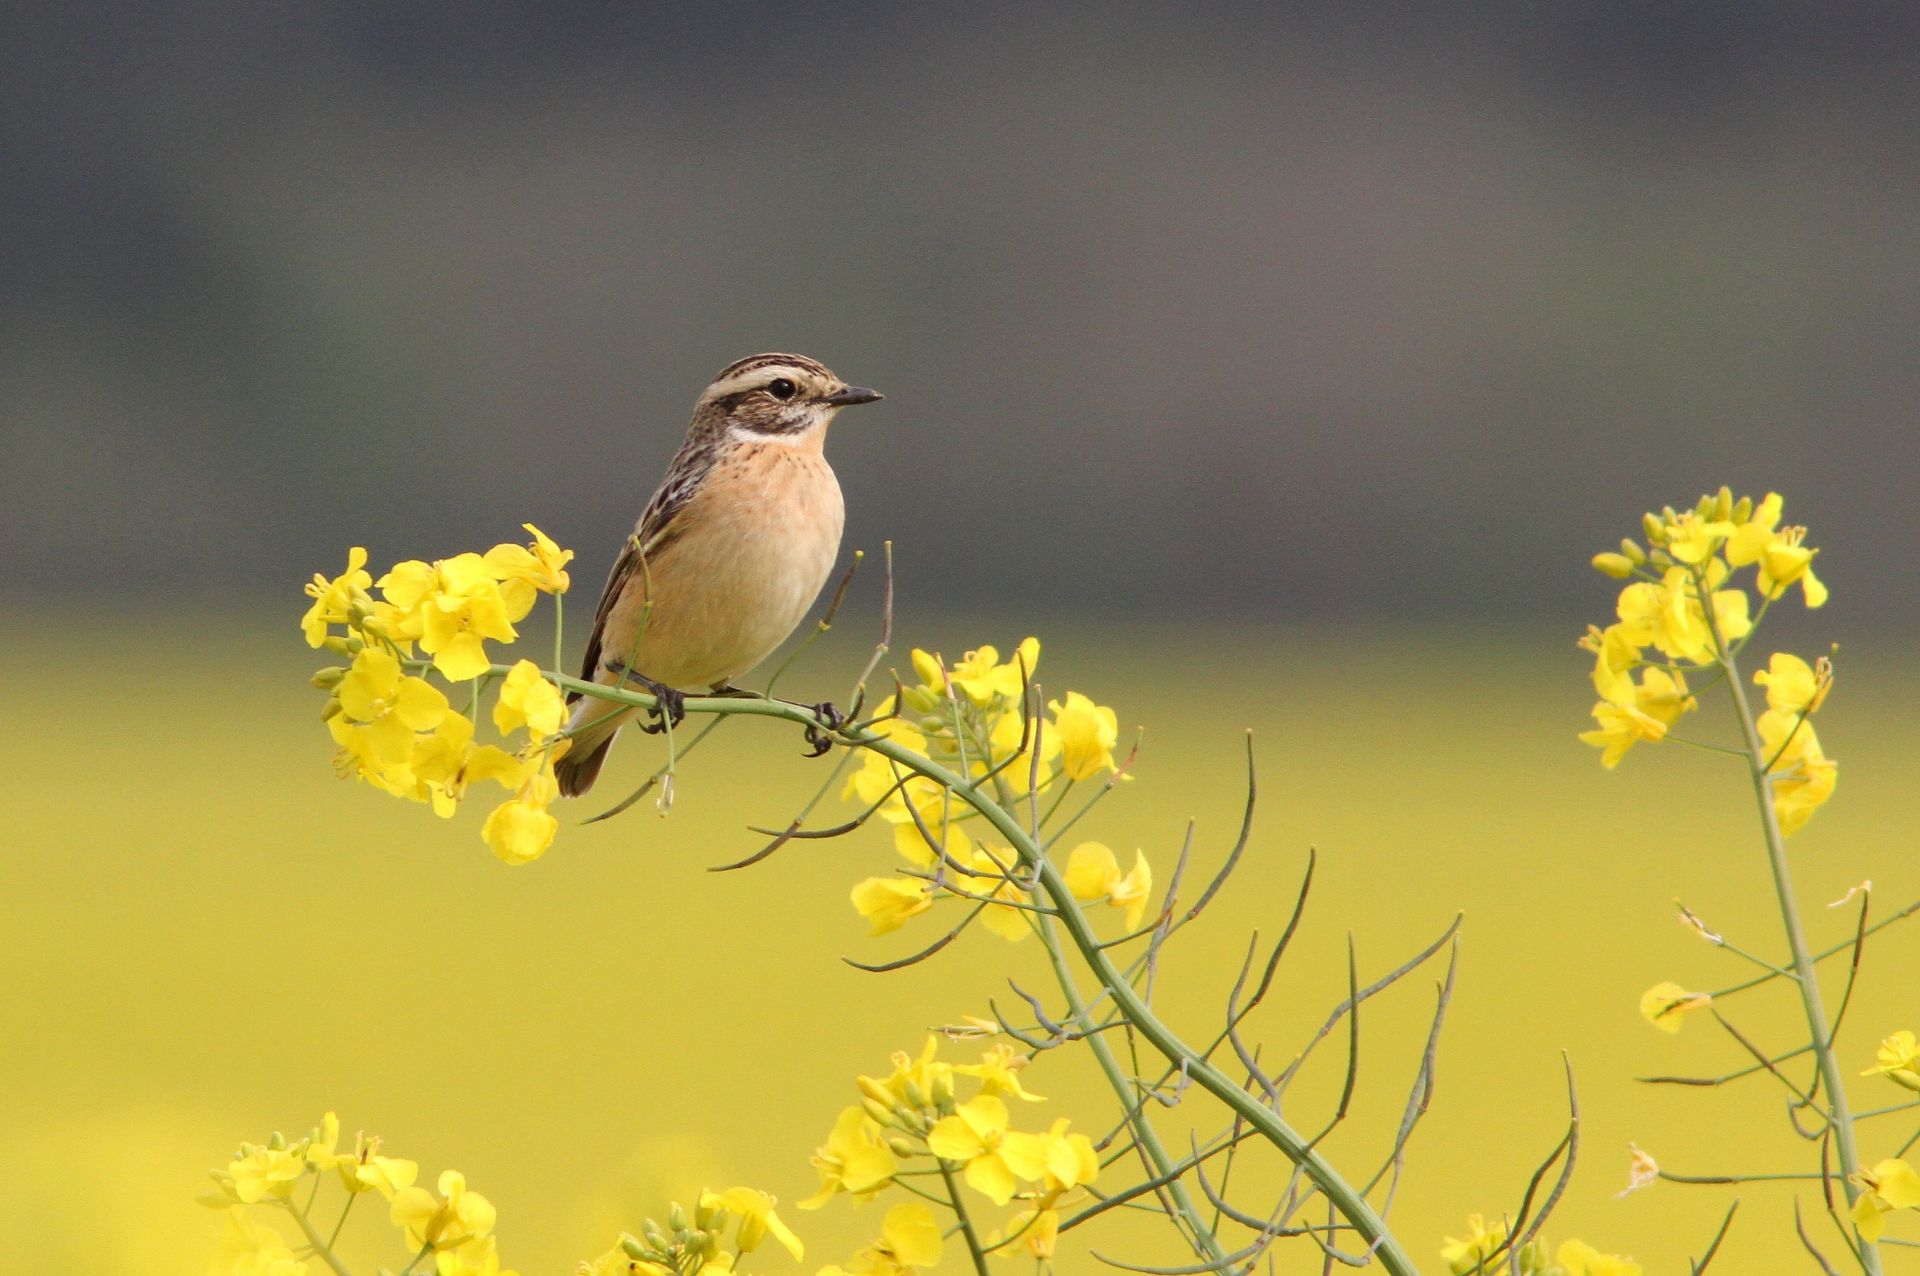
[704, 365, 814, 401]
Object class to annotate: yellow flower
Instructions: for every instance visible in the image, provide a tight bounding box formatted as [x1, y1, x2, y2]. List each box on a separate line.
[1757, 708, 1838, 835]
[435, 1235, 520, 1276]
[1615, 566, 1749, 662]
[985, 707, 1059, 798]
[301, 547, 373, 647]
[956, 847, 1033, 943]
[863, 1037, 954, 1113]
[493, 660, 566, 739]
[1727, 493, 1828, 606]
[1035, 1118, 1100, 1189]
[226, 1143, 307, 1204]
[703, 1187, 803, 1260]
[1439, 1214, 1509, 1275]
[1661, 511, 1735, 566]
[926, 1094, 1052, 1205]
[852, 877, 934, 935]
[1579, 623, 1643, 708]
[800, 1107, 898, 1208]
[954, 1043, 1042, 1101]
[337, 647, 451, 766]
[1639, 981, 1710, 1033]
[1578, 667, 1696, 768]
[484, 523, 573, 597]
[411, 712, 524, 818]
[1863, 1031, 1920, 1092]
[858, 1202, 945, 1273]
[380, 554, 528, 682]
[1050, 691, 1119, 780]
[919, 638, 1038, 708]
[482, 748, 564, 865]
[892, 813, 972, 870]
[306, 1115, 418, 1198]
[1754, 652, 1831, 715]
[1065, 842, 1154, 930]
[391, 1169, 497, 1252]
[1555, 1239, 1642, 1276]
[1852, 1158, 1920, 1242]
[992, 1204, 1061, 1259]
[209, 1207, 310, 1276]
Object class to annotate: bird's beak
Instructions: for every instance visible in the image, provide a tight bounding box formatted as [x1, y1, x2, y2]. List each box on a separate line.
[823, 385, 884, 407]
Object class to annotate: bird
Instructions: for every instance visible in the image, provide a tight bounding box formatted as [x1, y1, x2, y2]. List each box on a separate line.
[554, 353, 883, 797]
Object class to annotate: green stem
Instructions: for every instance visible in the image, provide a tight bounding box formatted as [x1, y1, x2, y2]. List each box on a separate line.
[1708, 600, 1878, 1273]
[1032, 909, 1230, 1267]
[479, 668, 1418, 1272]
[279, 1200, 353, 1276]
[936, 1158, 994, 1276]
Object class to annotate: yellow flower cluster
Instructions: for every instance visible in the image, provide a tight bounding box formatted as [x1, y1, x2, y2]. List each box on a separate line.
[205, 1113, 516, 1276]
[842, 639, 1139, 940]
[577, 1187, 803, 1276]
[1852, 1157, 1920, 1242]
[303, 528, 577, 864]
[1578, 490, 1838, 833]
[802, 1036, 1098, 1267]
[1440, 1214, 1640, 1275]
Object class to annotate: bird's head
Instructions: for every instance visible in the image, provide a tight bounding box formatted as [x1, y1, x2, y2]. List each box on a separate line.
[695, 353, 883, 443]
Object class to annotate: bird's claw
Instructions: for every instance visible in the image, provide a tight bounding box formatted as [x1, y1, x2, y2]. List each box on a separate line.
[802, 701, 843, 757]
[637, 684, 687, 734]
[607, 660, 686, 733]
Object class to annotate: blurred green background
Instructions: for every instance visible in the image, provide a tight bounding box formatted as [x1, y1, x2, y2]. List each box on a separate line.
[5, 3, 1919, 1272]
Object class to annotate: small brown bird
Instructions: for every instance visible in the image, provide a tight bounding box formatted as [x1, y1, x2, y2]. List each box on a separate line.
[555, 353, 883, 797]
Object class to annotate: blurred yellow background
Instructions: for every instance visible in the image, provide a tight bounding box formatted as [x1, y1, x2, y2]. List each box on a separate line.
[5, 615, 1914, 1272]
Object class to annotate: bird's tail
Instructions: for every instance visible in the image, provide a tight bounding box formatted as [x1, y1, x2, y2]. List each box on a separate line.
[554, 698, 633, 798]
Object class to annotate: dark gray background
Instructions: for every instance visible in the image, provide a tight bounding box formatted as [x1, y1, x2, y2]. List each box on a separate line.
[6, 3, 1915, 625]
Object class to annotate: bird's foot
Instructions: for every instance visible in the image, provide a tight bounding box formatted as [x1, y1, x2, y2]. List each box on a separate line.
[607, 661, 686, 733]
[802, 701, 843, 758]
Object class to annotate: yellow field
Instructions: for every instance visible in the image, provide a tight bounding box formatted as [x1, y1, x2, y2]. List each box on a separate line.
[6, 616, 1916, 1273]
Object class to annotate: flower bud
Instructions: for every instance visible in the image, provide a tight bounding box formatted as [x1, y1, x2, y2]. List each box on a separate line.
[1732, 494, 1754, 523]
[1618, 538, 1646, 565]
[642, 1219, 671, 1251]
[321, 697, 343, 721]
[311, 666, 347, 690]
[930, 1068, 955, 1108]
[1647, 548, 1674, 569]
[858, 1076, 896, 1108]
[267, 1131, 286, 1150]
[887, 1136, 920, 1158]
[622, 1233, 650, 1260]
[667, 1203, 688, 1233]
[694, 1198, 718, 1231]
[1713, 485, 1734, 521]
[862, 1097, 895, 1126]
[1642, 512, 1666, 545]
[1591, 552, 1635, 579]
[903, 1078, 931, 1110]
[323, 636, 353, 654]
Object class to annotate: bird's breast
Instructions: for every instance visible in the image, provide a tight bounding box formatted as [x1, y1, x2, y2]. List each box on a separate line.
[611, 442, 844, 689]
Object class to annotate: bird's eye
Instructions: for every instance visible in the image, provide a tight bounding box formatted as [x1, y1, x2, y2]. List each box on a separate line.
[767, 378, 798, 401]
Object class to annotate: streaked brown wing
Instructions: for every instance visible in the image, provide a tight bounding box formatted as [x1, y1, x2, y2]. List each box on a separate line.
[571, 442, 708, 694]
